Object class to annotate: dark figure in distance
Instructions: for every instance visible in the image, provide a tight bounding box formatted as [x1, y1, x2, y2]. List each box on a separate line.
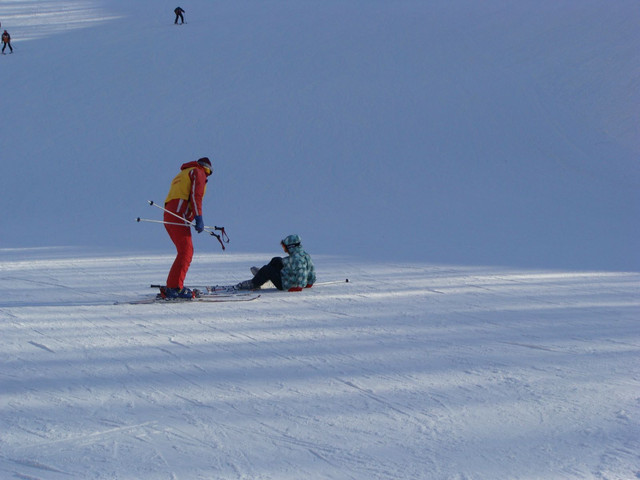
[2, 30, 12, 54]
[174, 7, 185, 24]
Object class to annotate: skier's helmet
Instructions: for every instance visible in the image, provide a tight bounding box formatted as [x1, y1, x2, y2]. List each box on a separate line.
[282, 234, 302, 249]
[197, 157, 212, 175]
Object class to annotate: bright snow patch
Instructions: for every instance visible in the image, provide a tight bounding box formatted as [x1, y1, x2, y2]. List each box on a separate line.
[0, 0, 120, 41]
[1, 249, 638, 479]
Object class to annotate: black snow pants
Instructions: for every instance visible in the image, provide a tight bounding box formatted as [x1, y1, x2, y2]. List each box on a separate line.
[252, 257, 284, 290]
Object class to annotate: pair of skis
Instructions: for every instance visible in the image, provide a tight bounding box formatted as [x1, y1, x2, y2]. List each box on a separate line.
[119, 279, 349, 305]
[119, 285, 260, 305]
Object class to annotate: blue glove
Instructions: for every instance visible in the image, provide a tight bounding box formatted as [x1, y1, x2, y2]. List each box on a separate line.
[194, 215, 204, 233]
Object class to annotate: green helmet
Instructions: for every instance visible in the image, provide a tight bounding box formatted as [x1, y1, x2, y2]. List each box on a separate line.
[281, 234, 302, 249]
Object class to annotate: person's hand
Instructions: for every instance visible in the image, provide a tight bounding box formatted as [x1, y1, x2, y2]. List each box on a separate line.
[194, 216, 204, 233]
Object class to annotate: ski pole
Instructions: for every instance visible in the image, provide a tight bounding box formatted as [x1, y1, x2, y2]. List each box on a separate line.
[138, 214, 229, 251]
[136, 217, 191, 228]
[148, 200, 218, 231]
[148, 200, 229, 238]
[148, 200, 193, 225]
[314, 279, 350, 285]
[147, 200, 230, 250]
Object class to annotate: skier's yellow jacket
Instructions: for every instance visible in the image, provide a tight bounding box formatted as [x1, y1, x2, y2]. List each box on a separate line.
[165, 161, 209, 221]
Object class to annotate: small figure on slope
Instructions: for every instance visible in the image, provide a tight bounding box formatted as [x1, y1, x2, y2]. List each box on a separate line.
[236, 234, 316, 291]
[174, 7, 185, 25]
[2, 30, 12, 54]
[163, 157, 213, 299]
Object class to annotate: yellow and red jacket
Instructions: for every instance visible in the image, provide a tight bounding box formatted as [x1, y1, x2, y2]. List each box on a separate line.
[164, 161, 208, 222]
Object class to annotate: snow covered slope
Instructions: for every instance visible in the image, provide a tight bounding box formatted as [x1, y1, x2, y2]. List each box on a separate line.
[0, 0, 638, 270]
[1, 248, 639, 479]
[1, 2, 639, 477]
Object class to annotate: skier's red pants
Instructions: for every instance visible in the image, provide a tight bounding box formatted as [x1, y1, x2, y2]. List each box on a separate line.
[164, 211, 193, 289]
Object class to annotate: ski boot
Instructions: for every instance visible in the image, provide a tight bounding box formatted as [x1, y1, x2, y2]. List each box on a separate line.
[160, 286, 195, 299]
[235, 280, 255, 291]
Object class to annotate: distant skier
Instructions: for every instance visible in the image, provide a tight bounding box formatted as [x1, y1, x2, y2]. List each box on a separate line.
[236, 234, 316, 291]
[162, 157, 213, 299]
[174, 7, 185, 24]
[2, 30, 12, 54]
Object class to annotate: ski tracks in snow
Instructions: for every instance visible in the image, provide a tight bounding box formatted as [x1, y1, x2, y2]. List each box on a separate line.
[1, 252, 639, 479]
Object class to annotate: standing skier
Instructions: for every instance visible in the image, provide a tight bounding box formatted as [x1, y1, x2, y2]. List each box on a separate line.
[236, 234, 316, 291]
[163, 157, 213, 298]
[2, 30, 12, 54]
[174, 7, 185, 24]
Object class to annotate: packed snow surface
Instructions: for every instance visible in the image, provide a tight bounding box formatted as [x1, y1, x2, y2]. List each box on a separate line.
[1, 248, 639, 479]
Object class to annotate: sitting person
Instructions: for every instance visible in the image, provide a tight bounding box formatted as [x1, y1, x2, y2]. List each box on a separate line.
[236, 234, 316, 291]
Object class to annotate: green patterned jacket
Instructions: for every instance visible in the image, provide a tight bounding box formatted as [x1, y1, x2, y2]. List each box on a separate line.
[280, 234, 316, 291]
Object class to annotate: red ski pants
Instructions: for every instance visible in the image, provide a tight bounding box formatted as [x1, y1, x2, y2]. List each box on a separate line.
[165, 211, 193, 289]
